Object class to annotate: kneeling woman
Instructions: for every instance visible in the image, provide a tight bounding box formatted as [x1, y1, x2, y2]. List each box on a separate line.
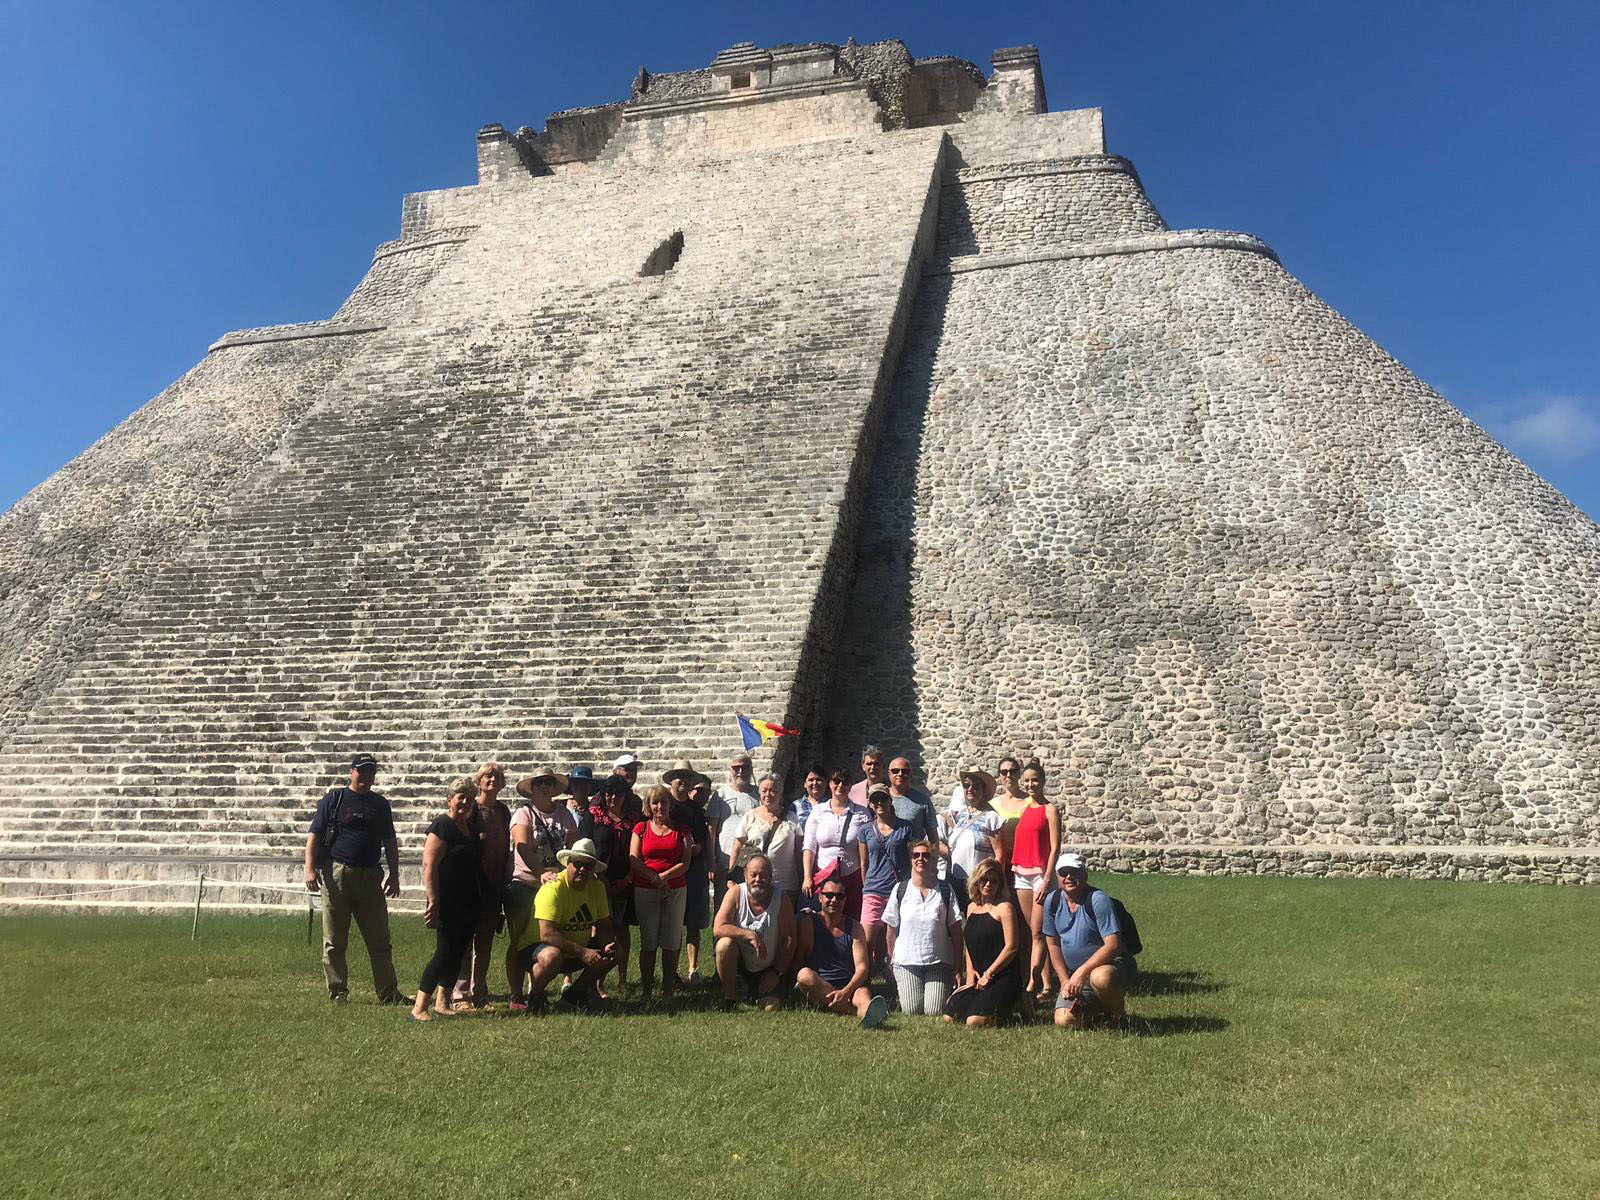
[883, 839, 963, 1015]
[944, 859, 1025, 1027]
[411, 778, 484, 1021]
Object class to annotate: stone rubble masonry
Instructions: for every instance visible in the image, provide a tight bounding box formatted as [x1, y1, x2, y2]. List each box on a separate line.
[1, 37, 1596, 909]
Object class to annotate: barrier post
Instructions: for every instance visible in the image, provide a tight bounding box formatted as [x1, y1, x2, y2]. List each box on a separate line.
[191, 871, 205, 940]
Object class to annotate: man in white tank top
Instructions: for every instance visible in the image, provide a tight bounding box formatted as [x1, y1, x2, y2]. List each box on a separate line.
[712, 855, 795, 1011]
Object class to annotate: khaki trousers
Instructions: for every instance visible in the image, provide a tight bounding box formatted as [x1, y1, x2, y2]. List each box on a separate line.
[321, 862, 400, 1001]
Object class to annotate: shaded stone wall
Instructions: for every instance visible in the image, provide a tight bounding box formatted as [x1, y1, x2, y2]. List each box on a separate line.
[936, 157, 1165, 257]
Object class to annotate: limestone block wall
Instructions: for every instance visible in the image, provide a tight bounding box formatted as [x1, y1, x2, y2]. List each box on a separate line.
[936, 157, 1166, 258]
[946, 110, 1105, 168]
[333, 229, 475, 322]
[0, 131, 945, 863]
[825, 192, 1600, 853]
[0, 340, 357, 746]
[602, 84, 886, 165]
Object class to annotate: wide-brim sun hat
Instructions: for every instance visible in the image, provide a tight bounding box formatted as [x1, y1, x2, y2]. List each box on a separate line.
[959, 768, 997, 800]
[558, 838, 606, 870]
[662, 758, 709, 787]
[516, 768, 569, 800]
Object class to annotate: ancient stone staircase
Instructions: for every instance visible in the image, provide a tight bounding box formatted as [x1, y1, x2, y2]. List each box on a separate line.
[0, 130, 949, 906]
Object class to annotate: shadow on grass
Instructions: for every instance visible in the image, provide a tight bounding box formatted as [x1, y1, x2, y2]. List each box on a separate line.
[1118, 1014, 1231, 1037]
[1132, 969, 1228, 997]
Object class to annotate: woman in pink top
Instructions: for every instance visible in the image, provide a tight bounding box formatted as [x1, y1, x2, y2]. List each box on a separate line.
[1011, 760, 1061, 999]
[629, 785, 691, 1003]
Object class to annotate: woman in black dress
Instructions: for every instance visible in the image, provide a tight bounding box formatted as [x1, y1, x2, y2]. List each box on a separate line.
[410, 778, 483, 1021]
[944, 858, 1025, 1027]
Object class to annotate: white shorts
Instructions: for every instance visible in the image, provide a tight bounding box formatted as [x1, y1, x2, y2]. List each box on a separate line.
[1012, 868, 1045, 894]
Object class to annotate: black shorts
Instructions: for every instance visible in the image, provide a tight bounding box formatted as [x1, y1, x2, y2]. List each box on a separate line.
[736, 963, 790, 1000]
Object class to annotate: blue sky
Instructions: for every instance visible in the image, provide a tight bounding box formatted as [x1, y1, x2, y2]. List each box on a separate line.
[2, 0, 1596, 521]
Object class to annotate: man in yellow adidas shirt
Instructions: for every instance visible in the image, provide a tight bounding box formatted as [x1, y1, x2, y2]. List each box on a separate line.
[513, 838, 617, 1013]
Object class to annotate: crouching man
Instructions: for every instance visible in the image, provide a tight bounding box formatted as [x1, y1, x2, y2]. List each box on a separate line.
[793, 878, 889, 1028]
[1042, 852, 1136, 1027]
[516, 838, 616, 1013]
[713, 855, 794, 1011]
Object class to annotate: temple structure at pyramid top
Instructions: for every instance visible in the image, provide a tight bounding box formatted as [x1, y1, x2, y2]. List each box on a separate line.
[0, 37, 1596, 909]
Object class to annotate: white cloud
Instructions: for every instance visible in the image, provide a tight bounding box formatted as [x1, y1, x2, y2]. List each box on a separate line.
[1500, 396, 1600, 463]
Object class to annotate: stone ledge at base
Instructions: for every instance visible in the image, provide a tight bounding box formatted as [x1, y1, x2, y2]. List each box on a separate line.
[0, 855, 424, 914]
[207, 321, 387, 353]
[1084, 843, 1600, 886]
[930, 229, 1279, 276]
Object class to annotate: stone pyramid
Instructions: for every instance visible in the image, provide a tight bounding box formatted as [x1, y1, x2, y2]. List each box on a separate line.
[1, 39, 1595, 907]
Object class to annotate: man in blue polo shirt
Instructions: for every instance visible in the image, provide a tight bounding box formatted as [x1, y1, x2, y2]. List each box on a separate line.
[1041, 852, 1136, 1026]
[303, 753, 402, 1004]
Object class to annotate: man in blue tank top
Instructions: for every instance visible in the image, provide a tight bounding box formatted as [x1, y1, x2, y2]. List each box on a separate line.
[793, 880, 889, 1028]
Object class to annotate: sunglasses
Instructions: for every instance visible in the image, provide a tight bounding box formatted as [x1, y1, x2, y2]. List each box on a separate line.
[910, 852, 932, 860]
[820, 892, 845, 901]
[998, 768, 1016, 775]
[889, 768, 909, 774]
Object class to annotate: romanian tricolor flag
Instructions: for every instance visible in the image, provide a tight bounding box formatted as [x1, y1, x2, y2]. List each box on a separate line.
[736, 713, 799, 752]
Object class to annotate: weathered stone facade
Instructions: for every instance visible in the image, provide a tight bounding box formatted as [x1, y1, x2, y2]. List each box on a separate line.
[1, 38, 1596, 906]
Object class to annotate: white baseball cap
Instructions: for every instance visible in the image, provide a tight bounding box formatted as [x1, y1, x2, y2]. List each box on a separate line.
[613, 753, 640, 768]
[1055, 851, 1087, 874]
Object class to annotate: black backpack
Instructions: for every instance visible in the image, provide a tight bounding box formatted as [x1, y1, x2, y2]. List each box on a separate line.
[1047, 888, 1142, 956]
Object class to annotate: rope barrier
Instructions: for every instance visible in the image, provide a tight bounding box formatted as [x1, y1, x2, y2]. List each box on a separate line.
[12, 876, 429, 902]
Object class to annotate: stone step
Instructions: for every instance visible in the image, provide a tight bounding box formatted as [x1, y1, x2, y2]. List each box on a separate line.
[0, 857, 426, 913]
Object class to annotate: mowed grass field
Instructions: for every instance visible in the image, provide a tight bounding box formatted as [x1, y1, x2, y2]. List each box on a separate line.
[2, 874, 1596, 1199]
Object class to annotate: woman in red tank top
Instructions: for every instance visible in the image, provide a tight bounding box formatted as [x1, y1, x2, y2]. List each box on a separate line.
[1011, 761, 1061, 999]
[630, 786, 690, 1004]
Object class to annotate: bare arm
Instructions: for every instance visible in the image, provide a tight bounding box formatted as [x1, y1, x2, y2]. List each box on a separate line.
[1066, 932, 1122, 996]
[629, 829, 662, 888]
[512, 820, 537, 875]
[845, 921, 870, 993]
[801, 849, 817, 896]
[1045, 805, 1062, 873]
[303, 833, 319, 891]
[711, 884, 744, 944]
[537, 918, 608, 965]
[986, 828, 1005, 869]
[656, 833, 691, 885]
[1047, 937, 1071, 989]
[421, 833, 443, 923]
[772, 895, 796, 975]
[384, 836, 400, 897]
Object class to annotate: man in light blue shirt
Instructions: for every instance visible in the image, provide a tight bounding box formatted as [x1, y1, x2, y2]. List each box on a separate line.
[1041, 852, 1136, 1026]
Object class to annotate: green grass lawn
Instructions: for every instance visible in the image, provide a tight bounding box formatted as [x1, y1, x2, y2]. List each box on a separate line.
[2, 874, 1596, 1199]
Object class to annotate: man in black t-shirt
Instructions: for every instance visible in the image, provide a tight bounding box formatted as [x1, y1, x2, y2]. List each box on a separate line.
[303, 753, 402, 1003]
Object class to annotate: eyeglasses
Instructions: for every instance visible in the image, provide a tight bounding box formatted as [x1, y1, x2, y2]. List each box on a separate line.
[910, 852, 932, 861]
[820, 892, 845, 901]
[997, 768, 1016, 776]
[889, 768, 909, 775]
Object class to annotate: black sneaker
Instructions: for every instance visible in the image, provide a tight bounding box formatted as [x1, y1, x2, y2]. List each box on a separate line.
[331, 993, 349, 1006]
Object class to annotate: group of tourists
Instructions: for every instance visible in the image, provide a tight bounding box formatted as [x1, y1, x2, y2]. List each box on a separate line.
[304, 746, 1139, 1029]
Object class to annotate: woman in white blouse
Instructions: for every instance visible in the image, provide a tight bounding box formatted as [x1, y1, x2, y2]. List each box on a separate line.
[727, 774, 804, 899]
[883, 838, 964, 1015]
[945, 768, 1005, 915]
